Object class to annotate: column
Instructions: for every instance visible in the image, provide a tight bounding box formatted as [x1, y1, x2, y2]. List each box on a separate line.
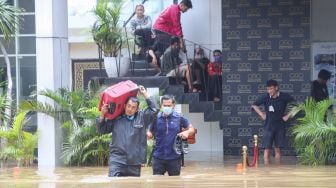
[35, 0, 69, 167]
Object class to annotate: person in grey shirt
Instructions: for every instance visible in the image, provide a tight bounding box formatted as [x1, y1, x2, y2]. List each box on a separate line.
[96, 86, 158, 177]
[130, 4, 153, 52]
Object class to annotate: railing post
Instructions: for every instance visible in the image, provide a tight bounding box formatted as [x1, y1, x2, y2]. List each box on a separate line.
[253, 134, 258, 167]
[242, 145, 247, 170]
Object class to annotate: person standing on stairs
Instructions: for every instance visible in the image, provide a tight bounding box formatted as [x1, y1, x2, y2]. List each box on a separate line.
[152, 0, 193, 54]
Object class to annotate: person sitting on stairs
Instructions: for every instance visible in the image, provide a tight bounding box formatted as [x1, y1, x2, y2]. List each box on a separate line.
[130, 4, 154, 55]
[161, 36, 196, 93]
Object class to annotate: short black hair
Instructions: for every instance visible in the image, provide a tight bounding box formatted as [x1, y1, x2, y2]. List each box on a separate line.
[213, 49, 222, 55]
[266, 79, 278, 87]
[180, 0, 193, 9]
[126, 96, 140, 106]
[160, 94, 176, 104]
[318, 69, 331, 81]
[170, 36, 180, 45]
[135, 4, 144, 10]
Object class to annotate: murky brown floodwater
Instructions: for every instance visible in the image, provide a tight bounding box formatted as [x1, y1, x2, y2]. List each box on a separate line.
[0, 152, 335, 188]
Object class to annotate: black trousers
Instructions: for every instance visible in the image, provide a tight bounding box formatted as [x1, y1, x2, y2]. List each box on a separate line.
[134, 28, 153, 48]
[153, 29, 173, 54]
[152, 157, 182, 176]
[108, 162, 141, 177]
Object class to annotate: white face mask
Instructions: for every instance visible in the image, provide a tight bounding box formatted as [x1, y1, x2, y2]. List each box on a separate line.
[162, 106, 173, 116]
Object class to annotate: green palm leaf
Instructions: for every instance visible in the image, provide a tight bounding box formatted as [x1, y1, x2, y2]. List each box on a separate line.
[289, 97, 336, 165]
[0, 0, 23, 41]
[0, 112, 38, 166]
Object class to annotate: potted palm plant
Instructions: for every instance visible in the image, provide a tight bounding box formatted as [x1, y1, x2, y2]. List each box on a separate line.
[289, 98, 336, 165]
[92, 0, 130, 77]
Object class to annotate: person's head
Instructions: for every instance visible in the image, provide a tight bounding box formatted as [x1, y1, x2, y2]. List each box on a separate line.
[170, 36, 180, 50]
[266, 79, 279, 97]
[124, 97, 140, 117]
[213, 49, 222, 62]
[160, 95, 176, 116]
[179, 0, 193, 13]
[135, 4, 145, 17]
[195, 46, 204, 58]
[318, 69, 331, 83]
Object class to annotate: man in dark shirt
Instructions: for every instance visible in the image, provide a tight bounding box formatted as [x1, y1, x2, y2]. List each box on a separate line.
[96, 86, 158, 177]
[311, 69, 331, 102]
[251, 79, 294, 165]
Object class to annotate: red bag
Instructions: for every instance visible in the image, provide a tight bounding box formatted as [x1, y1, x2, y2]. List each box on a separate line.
[98, 80, 138, 120]
[187, 128, 197, 144]
[182, 127, 197, 144]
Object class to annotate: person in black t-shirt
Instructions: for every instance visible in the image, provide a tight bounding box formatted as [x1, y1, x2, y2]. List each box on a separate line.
[311, 69, 331, 102]
[252, 79, 294, 165]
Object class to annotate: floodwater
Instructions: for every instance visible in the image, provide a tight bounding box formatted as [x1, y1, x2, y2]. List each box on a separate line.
[0, 152, 335, 188]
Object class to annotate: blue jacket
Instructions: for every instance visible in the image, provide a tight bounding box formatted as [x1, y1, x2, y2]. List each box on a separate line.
[150, 111, 190, 160]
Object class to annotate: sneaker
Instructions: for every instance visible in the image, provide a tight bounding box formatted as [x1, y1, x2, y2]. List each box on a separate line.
[182, 139, 189, 154]
[173, 135, 182, 155]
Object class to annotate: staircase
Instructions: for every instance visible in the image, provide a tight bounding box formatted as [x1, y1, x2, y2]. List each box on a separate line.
[124, 53, 158, 77]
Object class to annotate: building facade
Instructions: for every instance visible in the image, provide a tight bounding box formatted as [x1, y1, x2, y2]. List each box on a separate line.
[1, 0, 336, 166]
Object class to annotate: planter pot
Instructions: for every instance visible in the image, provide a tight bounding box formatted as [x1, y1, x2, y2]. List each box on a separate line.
[103, 56, 130, 77]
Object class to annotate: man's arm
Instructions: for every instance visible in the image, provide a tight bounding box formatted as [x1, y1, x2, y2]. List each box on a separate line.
[143, 15, 152, 29]
[170, 6, 183, 37]
[139, 85, 158, 113]
[179, 124, 196, 139]
[138, 86, 159, 128]
[179, 117, 196, 139]
[96, 104, 114, 134]
[148, 49, 158, 66]
[251, 104, 266, 121]
[282, 93, 296, 122]
[129, 19, 137, 34]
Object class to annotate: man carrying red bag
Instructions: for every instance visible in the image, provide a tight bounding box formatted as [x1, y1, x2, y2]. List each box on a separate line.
[96, 85, 158, 177]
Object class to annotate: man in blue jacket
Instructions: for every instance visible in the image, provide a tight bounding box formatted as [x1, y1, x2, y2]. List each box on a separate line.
[147, 94, 195, 176]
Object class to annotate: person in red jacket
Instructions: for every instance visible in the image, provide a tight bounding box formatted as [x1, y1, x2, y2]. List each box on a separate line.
[152, 0, 193, 54]
[207, 50, 222, 102]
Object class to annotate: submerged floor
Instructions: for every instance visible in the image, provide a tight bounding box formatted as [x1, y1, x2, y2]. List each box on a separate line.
[0, 152, 335, 188]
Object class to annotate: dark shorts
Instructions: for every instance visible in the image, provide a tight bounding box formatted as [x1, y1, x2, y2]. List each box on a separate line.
[134, 28, 154, 47]
[262, 129, 286, 149]
[153, 29, 173, 53]
[108, 162, 141, 177]
[152, 157, 181, 176]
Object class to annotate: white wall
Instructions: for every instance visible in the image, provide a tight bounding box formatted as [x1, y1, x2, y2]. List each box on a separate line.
[70, 43, 98, 59]
[182, 0, 222, 56]
[311, 0, 336, 42]
[69, 0, 222, 59]
[181, 104, 223, 152]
